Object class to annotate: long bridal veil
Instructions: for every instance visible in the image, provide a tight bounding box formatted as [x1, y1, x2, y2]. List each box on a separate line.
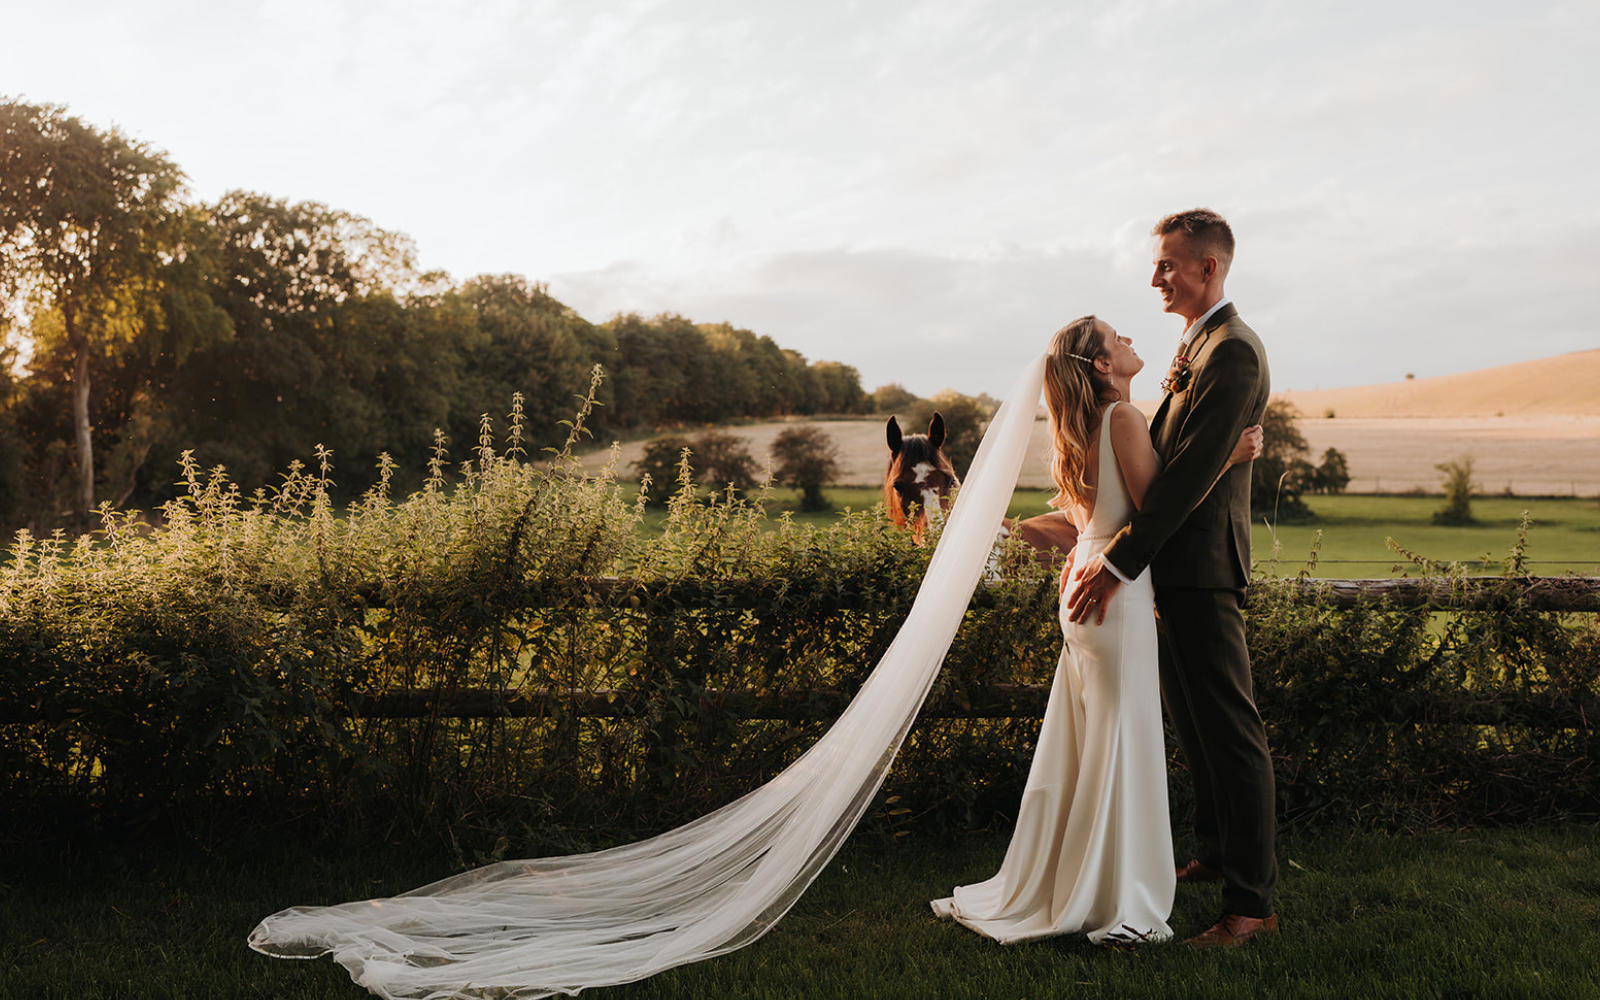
[249, 355, 1050, 999]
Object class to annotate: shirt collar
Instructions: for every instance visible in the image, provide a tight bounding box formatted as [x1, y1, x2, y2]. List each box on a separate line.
[1179, 296, 1231, 348]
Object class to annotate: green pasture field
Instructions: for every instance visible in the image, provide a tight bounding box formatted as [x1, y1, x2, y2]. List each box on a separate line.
[5, 824, 1597, 999]
[1250, 493, 1600, 578]
[657, 488, 1600, 578]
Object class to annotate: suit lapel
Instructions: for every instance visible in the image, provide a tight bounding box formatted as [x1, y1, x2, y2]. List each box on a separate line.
[1183, 302, 1234, 363]
[1180, 302, 1238, 381]
[1150, 303, 1238, 453]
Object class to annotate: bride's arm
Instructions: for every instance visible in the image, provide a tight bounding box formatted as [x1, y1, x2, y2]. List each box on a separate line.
[1227, 424, 1263, 470]
[1108, 404, 1161, 510]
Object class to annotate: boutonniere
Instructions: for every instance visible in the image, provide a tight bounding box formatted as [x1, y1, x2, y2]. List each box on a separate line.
[1160, 353, 1192, 394]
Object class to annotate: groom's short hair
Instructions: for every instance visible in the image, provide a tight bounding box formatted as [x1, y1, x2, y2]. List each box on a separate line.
[1153, 209, 1234, 270]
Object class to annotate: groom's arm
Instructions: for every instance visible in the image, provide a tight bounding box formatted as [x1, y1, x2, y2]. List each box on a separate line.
[1099, 338, 1263, 581]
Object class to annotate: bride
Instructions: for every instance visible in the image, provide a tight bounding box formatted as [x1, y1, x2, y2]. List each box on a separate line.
[933, 315, 1259, 945]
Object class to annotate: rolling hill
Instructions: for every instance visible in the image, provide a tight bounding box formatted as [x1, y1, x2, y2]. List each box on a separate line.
[1267, 349, 1600, 418]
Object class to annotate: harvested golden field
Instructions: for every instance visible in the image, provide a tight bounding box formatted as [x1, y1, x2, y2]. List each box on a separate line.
[581, 414, 1600, 495]
[579, 350, 1600, 495]
[1270, 349, 1600, 418]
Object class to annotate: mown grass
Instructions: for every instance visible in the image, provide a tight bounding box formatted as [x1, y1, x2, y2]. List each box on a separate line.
[5, 825, 1597, 999]
[672, 488, 1600, 578]
[1251, 493, 1600, 577]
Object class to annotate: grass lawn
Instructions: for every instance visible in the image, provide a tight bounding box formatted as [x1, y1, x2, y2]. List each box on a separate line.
[667, 488, 1600, 578]
[4, 825, 1597, 999]
[1249, 494, 1600, 577]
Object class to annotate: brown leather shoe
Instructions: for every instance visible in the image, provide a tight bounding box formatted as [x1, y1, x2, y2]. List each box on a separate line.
[1185, 912, 1279, 948]
[1175, 859, 1223, 883]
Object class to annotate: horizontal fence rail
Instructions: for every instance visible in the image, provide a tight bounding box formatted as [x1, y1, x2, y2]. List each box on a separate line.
[1283, 575, 1600, 612]
[6, 577, 1596, 727]
[345, 575, 1599, 723]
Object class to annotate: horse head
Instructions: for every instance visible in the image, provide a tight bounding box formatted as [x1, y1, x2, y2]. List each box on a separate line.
[884, 412, 959, 537]
[884, 410, 1080, 573]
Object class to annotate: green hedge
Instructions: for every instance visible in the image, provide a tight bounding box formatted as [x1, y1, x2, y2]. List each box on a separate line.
[2, 402, 1597, 851]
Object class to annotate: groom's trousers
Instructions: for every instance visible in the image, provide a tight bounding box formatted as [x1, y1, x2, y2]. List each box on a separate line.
[1155, 585, 1278, 919]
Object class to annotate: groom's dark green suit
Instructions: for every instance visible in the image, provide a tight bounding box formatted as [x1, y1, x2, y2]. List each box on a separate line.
[1100, 302, 1277, 919]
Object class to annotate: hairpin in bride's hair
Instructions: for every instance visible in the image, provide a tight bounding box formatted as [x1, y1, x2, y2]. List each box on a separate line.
[1067, 353, 1096, 363]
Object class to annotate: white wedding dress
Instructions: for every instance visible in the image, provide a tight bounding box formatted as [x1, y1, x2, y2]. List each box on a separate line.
[250, 356, 1054, 999]
[931, 401, 1175, 945]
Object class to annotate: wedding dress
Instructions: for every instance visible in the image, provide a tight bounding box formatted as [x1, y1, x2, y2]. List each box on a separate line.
[250, 356, 1050, 999]
[931, 401, 1175, 945]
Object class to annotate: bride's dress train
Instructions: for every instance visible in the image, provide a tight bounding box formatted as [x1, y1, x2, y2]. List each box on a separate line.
[931, 401, 1174, 945]
[250, 357, 1051, 999]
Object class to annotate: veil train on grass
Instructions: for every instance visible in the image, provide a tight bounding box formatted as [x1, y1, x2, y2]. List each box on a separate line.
[249, 354, 1049, 1000]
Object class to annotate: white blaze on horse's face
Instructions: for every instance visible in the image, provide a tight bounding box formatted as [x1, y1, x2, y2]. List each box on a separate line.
[912, 462, 946, 525]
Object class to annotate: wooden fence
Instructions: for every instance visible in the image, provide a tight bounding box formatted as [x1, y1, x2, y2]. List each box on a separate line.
[350, 575, 1600, 724]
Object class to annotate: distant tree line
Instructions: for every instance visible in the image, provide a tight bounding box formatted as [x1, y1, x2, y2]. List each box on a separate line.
[0, 99, 872, 531]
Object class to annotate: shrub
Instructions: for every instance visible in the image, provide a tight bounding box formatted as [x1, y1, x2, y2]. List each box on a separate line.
[632, 431, 760, 504]
[1251, 519, 1599, 828]
[2, 386, 1595, 851]
[1308, 447, 1350, 494]
[633, 435, 694, 503]
[1433, 455, 1476, 525]
[770, 425, 840, 512]
[689, 431, 760, 493]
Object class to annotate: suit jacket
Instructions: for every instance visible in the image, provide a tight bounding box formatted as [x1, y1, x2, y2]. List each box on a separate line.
[1101, 303, 1271, 590]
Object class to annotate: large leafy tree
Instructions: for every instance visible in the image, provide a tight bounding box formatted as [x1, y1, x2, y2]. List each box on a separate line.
[605, 313, 704, 427]
[455, 275, 604, 450]
[0, 99, 203, 519]
[807, 361, 866, 414]
[164, 191, 446, 492]
[0, 327, 25, 520]
[1252, 399, 1314, 521]
[869, 383, 920, 414]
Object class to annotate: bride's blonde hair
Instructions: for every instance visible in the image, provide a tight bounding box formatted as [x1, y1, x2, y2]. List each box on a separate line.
[1045, 316, 1117, 511]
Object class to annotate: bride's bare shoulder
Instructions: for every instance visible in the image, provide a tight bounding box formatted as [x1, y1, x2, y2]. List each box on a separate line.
[1106, 401, 1149, 443]
[1106, 401, 1158, 470]
[1108, 400, 1147, 427]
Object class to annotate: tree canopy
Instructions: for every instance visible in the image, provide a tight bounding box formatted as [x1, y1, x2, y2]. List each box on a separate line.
[1, 99, 224, 521]
[1251, 401, 1349, 522]
[0, 98, 874, 531]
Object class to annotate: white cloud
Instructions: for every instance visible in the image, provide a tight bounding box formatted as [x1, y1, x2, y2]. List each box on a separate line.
[2, 0, 1594, 399]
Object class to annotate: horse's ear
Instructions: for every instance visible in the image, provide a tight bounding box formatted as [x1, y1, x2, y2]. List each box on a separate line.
[928, 411, 946, 449]
[886, 416, 903, 454]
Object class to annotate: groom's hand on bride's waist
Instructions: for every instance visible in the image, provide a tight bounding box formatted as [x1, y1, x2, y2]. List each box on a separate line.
[1065, 555, 1121, 625]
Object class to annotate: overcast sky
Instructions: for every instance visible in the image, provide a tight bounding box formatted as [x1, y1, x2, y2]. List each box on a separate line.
[4, 0, 1596, 398]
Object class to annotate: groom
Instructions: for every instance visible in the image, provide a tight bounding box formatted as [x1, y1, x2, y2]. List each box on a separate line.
[1065, 209, 1277, 946]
